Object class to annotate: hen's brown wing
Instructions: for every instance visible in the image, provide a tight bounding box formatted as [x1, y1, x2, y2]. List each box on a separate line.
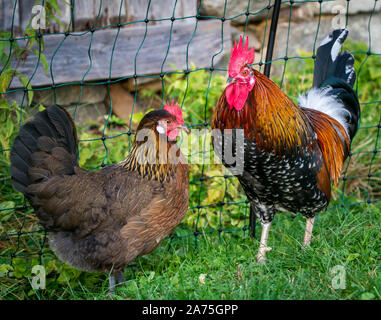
[27, 164, 165, 235]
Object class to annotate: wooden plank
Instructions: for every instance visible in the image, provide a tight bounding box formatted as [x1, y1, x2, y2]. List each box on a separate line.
[178, 0, 197, 18]
[0, 0, 71, 34]
[47, 0, 73, 33]
[73, 0, 127, 31]
[97, 0, 128, 27]
[9, 20, 231, 88]
[0, 0, 20, 33]
[19, 0, 36, 33]
[19, 0, 70, 33]
[127, 0, 196, 24]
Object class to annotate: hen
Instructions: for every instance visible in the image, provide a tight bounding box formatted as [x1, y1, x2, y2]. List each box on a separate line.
[212, 29, 360, 263]
[10, 102, 189, 293]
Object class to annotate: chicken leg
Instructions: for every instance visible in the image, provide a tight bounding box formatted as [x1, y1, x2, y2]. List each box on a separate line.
[107, 271, 125, 295]
[256, 222, 272, 264]
[303, 217, 315, 247]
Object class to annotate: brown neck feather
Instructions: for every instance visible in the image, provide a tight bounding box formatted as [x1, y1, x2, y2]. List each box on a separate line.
[213, 69, 313, 155]
[123, 132, 181, 182]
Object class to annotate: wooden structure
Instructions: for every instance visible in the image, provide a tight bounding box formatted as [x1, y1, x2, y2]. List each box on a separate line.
[0, 0, 231, 89]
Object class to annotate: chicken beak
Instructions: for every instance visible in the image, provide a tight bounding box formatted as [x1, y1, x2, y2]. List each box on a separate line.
[178, 124, 190, 134]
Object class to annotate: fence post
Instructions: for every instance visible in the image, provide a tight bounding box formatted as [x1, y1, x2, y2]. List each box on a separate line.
[249, 205, 256, 238]
[264, 0, 282, 78]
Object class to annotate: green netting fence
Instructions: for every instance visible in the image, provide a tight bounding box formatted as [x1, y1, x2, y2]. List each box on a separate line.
[0, 0, 380, 271]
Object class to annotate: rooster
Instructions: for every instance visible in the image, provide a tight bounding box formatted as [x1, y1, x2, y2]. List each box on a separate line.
[212, 29, 360, 263]
[10, 102, 189, 293]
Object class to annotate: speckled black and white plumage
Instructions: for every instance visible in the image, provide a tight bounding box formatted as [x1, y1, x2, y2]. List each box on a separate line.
[242, 139, 328, 222]
[214, 133, 328, 224]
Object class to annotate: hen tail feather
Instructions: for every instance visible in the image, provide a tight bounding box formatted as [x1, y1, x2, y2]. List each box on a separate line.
[10, 105, 78, 195]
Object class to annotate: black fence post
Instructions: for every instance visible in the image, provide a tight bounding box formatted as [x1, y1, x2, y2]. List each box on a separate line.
[264, 0, 282, 78]
[249, 205, 256, 238]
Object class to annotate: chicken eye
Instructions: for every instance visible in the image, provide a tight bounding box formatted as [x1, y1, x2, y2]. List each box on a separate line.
[242, 70, 249, 76]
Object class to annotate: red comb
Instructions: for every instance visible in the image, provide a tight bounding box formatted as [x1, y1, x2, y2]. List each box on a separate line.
[164, 101, 184, 124]
[229, 36, 255, 76]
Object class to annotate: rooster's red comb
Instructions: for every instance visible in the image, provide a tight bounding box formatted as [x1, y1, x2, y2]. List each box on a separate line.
[228, 36, 255, 76]
[164, 101, 184, 124]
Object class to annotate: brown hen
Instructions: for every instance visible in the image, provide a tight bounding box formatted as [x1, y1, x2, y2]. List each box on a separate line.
[10, 103, 189, 293]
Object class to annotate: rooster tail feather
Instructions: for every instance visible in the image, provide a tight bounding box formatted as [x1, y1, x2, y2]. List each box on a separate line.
[300, 29, 360, 141]
[313, 29, 355, 88]
[10, 105, 78, 195]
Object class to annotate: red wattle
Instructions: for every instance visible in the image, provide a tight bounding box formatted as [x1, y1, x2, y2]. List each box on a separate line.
[226, 84, 235, 110]
[226, 83, 250, 111]
[168, 129, 180, 140]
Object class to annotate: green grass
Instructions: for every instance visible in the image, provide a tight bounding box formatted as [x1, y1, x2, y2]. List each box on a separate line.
[1, 200, 380, 300]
